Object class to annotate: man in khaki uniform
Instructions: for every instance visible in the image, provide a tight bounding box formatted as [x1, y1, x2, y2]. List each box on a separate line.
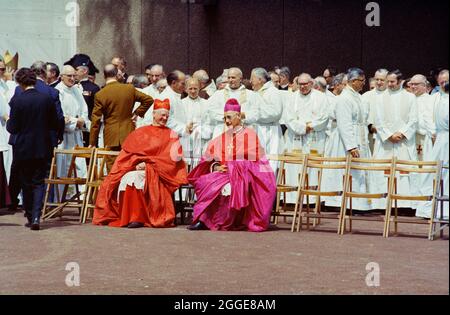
[90, 64, 153, 170]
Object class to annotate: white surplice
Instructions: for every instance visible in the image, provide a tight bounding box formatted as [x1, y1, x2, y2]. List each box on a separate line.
[362, 88, 385, 156]
[372, 88, 418, 208]
[181, 96, 212, 162]
[321, 86, 373, 210]
[283, 89, 329, 203]
[0, 92, 11, 182]
[55, 82, 90, 196]
[415, 93, 436, 161]
[0, 79, 16, 181]
[416, 92, 449, 219]
[255, 81, 284, 171]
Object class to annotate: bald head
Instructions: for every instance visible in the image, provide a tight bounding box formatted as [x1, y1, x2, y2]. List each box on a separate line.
[314, 76, 327, 93]
[373, 69, 388, 91]
[61, 65, 76, 88]
[298, 73, 314, 95]
[167, 70, 186, 94]
[186, 77, 200, 99]
[228, 67, 243, 78]
[104, 64, 118, 79]
[193, 69, 210, 85]
[228, 67, 243, 90]
[298, 73, 313, 82]
[410, 74, 428, 96]
[61, 65, 75, 75]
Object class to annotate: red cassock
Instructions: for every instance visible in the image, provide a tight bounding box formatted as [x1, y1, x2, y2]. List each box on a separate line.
[93, 125, 188, 228]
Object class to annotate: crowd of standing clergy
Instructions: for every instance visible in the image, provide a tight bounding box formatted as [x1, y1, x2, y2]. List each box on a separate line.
[0, 53, 448, 230]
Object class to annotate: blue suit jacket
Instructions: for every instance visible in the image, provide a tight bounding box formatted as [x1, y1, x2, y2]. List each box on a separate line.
[9, 79, 65, 147]
[7, 89, 59, 160]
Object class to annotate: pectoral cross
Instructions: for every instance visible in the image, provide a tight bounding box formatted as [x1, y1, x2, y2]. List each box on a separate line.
[417, 145, 423, 156]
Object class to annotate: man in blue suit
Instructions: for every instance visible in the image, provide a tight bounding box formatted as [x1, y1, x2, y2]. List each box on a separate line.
[7, 68, 59, 230]
[8, 61, 65, 211]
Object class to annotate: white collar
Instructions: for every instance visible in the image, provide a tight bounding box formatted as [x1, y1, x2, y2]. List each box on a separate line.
[168, 86, 181, 98]
[388, 87, 402, 95]
[49, 79, 60, 86]
[225, 84, 245, 92]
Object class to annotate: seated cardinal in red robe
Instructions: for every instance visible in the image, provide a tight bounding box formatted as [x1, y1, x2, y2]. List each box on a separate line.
[93, 99, 188, 228]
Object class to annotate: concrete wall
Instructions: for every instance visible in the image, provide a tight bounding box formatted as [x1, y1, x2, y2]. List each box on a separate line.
[78, 0, 449, 81]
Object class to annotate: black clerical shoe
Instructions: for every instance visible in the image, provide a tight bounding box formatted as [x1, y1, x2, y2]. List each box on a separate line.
[30, 218, 40, 231]
[187, 221, 208, 231]
[127, 222, 144, 229]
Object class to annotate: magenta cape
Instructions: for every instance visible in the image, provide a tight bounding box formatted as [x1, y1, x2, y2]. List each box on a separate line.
[188, 127, 276, 232]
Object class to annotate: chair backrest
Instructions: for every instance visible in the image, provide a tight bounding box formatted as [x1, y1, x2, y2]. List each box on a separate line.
[90, 148, 121, 182]
[300, 155, 348, 192]
[53, 147, 95, 180]
[268, 154, 305, 186]
[390, 158, 443, 200]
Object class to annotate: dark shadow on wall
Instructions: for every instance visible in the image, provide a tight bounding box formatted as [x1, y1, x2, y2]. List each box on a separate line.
[78, 0, 142, 77]
[77, 0, 449, 81]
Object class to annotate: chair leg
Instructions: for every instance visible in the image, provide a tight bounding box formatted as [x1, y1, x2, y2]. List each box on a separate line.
[394, 179, 398, 235]
[297, 195, 305, 232]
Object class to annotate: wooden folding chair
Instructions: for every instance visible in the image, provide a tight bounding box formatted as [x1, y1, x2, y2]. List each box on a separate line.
[384, 158, 443, 238]
[429, 164, 448, 240]
[267, 153, 305, 226]
[292, 155, 348, 233]
[339, 157, 393, 235]
[42, 147, 95, 221]
[80, 148, 120, 224]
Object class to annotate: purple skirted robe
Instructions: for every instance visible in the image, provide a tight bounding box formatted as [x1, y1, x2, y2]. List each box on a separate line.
[188, 127, 276, 232]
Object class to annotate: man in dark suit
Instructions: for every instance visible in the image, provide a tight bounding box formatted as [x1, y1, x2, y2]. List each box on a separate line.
[7, 68, 59, 230]
[89, 64, 153, 170]
[46, 62, 61, 88]
[8, 61, 65, 212]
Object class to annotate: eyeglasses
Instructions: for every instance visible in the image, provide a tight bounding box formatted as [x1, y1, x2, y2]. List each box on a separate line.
[63, 74, 76, 78]
[354, 78, 366, 83]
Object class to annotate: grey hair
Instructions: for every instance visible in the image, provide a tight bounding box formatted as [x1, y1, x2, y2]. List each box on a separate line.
[251, 67, 270, 83]
[298, 73, 313, 82]
[156, 78, 168, 88]
[347, 67, 365, 81]
[216, 75, 226, 85]
[153, 108, 170, 115]
[228, 67, 243, 78]
[279, 66, 291, 78]
[375, 68, 389, 77]
[439, 69, 449, 78]
[151, 64, 163, 72]
[61, 65, 75, 75]
[314, 76, 327, 90]
[132, 74, 149, 88]
[31, 60, 47, 79]
[331, 73, 346, 87]
[193, 69, 209, 83]
[411, 74, 427, 84]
